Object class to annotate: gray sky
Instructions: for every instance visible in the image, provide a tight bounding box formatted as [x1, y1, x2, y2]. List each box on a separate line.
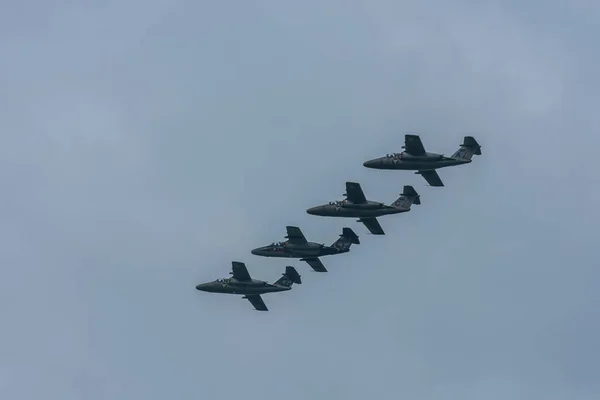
[1, 1, 599, 399]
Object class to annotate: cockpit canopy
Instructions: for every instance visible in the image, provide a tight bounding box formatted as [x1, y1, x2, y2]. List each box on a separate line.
[386, 152, 403, 158]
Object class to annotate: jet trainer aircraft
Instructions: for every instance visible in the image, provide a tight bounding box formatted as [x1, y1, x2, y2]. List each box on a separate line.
[306, 182, 421, 235]
[363, 134, 482, 187]
[195, 262, 302, 311]
[251, 226, 360, 272]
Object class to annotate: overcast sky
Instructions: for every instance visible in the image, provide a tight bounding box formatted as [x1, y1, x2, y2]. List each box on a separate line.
[1, 1, 599, 399]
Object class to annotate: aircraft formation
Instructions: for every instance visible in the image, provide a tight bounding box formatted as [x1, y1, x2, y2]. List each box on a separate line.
[196, 134, 482, 311]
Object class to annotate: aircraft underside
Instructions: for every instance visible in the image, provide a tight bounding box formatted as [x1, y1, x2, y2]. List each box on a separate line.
[231, 288, 283, 295]
[331, 208, 399, 218]
[265, 250, 321, 258]
[379, 160, 460, 170]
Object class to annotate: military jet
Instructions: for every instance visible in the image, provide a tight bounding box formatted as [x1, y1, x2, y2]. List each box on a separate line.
[363, 134, 482, 187]
[306, 182, 420, 235]
[251, 226, 360, 272]
[195, 262, 302, 311]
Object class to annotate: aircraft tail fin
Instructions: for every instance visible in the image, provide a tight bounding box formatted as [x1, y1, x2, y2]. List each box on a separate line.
[331, 227, 360, 251]
[274, 266, 302, 287]
[451, 136, 482, 160]
[391, 185, 421, 209]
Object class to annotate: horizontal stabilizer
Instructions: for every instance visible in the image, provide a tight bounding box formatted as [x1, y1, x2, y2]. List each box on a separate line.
[330, 227, 359, 252]
[341, 227, 360, 244]
[451, 136, 482, 161]
[461, 136, 482, 155]
[392, 186, 421, 209]
[284, 266, 302, 284]
[402, 185, 420, 203]
[274, 266, 302, 286]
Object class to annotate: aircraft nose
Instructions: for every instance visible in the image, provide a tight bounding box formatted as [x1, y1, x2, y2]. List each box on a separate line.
[306, 206, 320, 215]
[363, 159, 381, 168]
[251, 248, 259, 255]
[196, 283, 208, 291]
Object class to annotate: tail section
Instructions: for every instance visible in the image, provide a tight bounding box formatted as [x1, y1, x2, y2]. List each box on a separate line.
[331, 227, 360, 251]
[274, 266, 302, 287]
[392, 185, 421, 209]
[451, 136, 482, 160]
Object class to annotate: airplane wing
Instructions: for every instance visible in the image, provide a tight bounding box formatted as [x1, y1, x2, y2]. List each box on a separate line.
[416, 169, 444, 187]
[231, 261, 252, 281]
[244, 294, 268, 311]
[285, 226, 308, 244]
[302, 257, 327, 272]
[404, 134, 426, 156]
[345, 182, 367, 204]
[358, 217, 385, 235]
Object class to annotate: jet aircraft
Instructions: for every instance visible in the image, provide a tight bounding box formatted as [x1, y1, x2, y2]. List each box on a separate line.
[363, 134, 482, 187]
[306, 182, 420, 235]
[251, 226, 360, 272]
[195, 262, 302, 311]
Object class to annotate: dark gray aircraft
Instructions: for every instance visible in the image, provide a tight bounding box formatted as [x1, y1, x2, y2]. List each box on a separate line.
[306, 182, 420, 235]
[251, 226, 360, 272]
[363, 134, 482, 187]
[195, 262, 302, 311]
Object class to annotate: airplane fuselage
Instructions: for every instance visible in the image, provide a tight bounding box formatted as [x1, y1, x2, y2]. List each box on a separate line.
[307, 202, 407, 218]
[196, 279, 290, 295]
[363, 153, 470, 170]
[251, 242, 344, 258]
